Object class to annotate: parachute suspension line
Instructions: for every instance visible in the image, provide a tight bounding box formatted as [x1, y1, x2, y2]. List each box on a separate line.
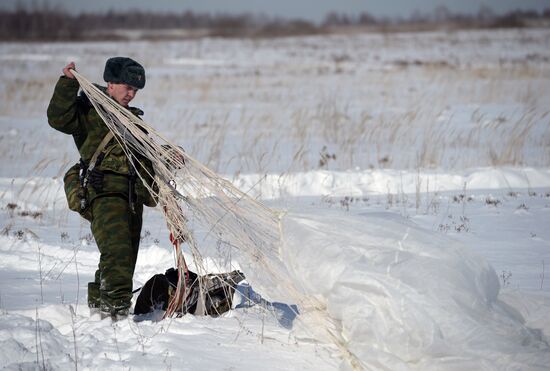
[165, 230, 189, 318]
[70, 69, 285, 307]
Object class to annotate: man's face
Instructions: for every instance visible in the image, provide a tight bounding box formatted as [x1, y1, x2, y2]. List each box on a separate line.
[107, 83, 138, 107]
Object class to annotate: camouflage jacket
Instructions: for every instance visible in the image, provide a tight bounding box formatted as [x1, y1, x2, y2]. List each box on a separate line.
[47, 76, 157, 207]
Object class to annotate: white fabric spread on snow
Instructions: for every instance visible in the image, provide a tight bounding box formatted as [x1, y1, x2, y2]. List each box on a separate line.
[282, 210, 550, 370]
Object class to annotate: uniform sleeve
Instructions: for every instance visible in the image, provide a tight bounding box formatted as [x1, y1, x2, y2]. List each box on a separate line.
[47, 76, 81, 134]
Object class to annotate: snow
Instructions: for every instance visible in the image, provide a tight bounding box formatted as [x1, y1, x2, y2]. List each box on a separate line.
[1, 28, 550, 370]
[235, 167, 550, 199]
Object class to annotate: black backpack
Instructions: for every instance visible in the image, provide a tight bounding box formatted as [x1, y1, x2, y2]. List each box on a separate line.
[134, 268, 245, 317]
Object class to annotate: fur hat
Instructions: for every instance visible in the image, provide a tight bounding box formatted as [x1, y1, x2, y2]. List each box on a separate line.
[103, 57, 146, 89]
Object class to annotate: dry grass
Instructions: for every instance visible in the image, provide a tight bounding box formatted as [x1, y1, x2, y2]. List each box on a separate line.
[1, 28, 549, 178]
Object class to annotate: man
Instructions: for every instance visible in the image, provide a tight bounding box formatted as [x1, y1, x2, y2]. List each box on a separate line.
[47, 57, 157, 320]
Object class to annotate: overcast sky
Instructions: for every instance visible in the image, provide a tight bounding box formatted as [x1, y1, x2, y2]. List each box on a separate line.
[4, 0, 550, 22]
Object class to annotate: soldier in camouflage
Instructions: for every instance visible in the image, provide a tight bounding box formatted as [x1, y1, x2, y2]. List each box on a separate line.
[47, 57, 157, 320]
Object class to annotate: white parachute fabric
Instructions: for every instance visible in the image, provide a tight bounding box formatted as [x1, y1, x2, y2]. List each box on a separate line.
[282, 211, 550, 370]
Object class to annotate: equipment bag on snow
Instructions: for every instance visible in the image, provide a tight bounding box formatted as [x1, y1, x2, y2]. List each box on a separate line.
[134, 268, 245, 317]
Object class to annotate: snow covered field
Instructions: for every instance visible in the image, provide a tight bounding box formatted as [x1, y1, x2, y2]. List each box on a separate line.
[1, 28, 550, 370]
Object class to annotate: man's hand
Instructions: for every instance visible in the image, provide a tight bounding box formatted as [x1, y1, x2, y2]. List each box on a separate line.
[63, 62, 76, 79]
[162, 145, 186, 170]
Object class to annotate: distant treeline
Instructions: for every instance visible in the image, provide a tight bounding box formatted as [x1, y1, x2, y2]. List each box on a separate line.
[1, 4, 549, 41]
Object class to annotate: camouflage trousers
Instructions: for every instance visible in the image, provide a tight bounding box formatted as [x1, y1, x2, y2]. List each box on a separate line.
[87, 195, 143, 315]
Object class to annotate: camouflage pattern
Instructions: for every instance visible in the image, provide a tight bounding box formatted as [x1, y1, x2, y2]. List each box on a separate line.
[47, 75, 156, 314]
[88, 196, 143, 314]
